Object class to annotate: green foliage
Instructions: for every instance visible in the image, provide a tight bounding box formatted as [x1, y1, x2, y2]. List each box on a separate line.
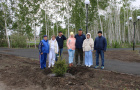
[112, 41, 120, 48]
[107, 41, 134, 48]
[52, 58, 68, 77]
[10, 33, 27, 48]
[0, 39, 8, 47]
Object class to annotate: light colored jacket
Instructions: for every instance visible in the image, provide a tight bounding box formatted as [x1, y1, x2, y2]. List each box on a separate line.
[67, 37, 76, 50]
[49, 39, 59, 54]
[83, 33, 94, 51]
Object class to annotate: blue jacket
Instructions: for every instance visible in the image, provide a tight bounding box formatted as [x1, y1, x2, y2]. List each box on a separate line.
[56, 35, 66, 49]
[39, 39, 50, 53]
[94, 36, 107, 51]
[75, 34, 86, 49]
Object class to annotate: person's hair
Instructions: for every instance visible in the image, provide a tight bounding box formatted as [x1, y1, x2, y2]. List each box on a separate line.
[98, 31, 102, 34]
[59, 31, 62, 33]
[51, 35, 56, 38]
[43, 36, 47, 38]
[79, 29, 82, 31]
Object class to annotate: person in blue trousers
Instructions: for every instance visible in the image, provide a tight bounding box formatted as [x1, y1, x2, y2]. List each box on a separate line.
[56, 31, 66, 61]
[67, 32, 76, 67]
[94, 31, 107, 69]
[83, 33, 94, 67]
[39, 35, 50, 69]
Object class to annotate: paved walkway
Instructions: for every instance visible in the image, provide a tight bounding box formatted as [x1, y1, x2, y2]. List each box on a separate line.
[0, 47, 140, 76]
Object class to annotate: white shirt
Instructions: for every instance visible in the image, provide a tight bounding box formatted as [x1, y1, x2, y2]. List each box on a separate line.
[51, 40, 55, 49]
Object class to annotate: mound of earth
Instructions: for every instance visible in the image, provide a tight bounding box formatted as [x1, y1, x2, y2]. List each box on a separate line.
[0, 54, 140, 90]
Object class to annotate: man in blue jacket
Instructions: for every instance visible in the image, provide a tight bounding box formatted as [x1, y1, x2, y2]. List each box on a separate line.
[39, 35, 50, 69]
[75, 29, 86, 66]
[94, 31, 107, 69]
[56, 31, 66, 60]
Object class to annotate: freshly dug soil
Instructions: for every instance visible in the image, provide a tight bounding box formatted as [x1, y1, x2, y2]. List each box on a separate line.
[0, 54, 140, 90]
[105, 50, 140, 62]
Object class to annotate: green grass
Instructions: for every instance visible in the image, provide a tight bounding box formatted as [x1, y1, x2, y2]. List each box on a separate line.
[107, 42, 140, 48]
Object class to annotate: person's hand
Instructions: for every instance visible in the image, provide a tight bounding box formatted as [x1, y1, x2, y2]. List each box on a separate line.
[61, 33, 63, 35]
[94, 50, 96, 52]
[69, 49, 72, 51]
[41, 52, 43, 54]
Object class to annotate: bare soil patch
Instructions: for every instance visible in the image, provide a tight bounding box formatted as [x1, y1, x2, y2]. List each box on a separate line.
[105, 50, 140, 62]
[0, 54, 140, 90]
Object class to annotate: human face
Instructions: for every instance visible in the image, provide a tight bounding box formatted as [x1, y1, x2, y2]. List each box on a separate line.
[98, 33, 102, 37]
[52, 36, 55, 40]
[71, 34, 74, 38]
[87, 34, 90, 39]
[44, 37, 48, 41]
[78, 31, 82, 35]
[58, 33, 62, 37]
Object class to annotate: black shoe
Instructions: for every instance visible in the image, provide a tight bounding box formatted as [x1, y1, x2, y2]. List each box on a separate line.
[77, 64, 82, 67]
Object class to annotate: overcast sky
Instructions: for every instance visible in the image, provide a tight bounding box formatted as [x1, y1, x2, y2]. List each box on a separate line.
[131, 0, 140, 8]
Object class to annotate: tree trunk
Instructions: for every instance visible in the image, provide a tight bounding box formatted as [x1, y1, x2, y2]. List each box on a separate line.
[34, 21, 36, 49]
[4, 17, 10, 48]
[45, 12, 47, 35]
[68, 18, 69, 37]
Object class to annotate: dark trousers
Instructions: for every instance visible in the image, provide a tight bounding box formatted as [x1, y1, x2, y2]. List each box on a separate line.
[75, 48, 83, 65]
[96, 50, 104, 66]
[55, 48, 63, 61]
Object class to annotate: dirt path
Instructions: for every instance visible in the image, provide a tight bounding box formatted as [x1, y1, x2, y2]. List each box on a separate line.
[0, 54, 140, 90]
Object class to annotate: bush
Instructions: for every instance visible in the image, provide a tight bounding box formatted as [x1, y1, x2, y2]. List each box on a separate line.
[11, 34, 27, 48]
[112, 41, 120, 48]
[52, 57, 68, 77]
[0, 39, 8, 47]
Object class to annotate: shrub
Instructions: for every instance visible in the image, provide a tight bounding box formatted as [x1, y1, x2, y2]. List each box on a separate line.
[112, 41, 120, 48]
[0, 39, 8, 47]
[52, 57, 68, 77]
[11, 34, 27, 48]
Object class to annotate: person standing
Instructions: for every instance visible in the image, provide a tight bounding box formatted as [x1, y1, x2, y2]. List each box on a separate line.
[75, 29, 86, 66]
[67, 32, 76, 67]
[48, 35, 59, 68]
[83, 33, 94, 67]
[56, 31, 66, 60]
[39, 35, 50, 69]
[94, 31, 107, 69]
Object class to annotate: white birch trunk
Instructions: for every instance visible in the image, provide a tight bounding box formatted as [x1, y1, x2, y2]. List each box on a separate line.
[45, 12, 47, 35]
[5, 18, 10, 48]
[2, 3, 10, 48]
[34, 21, 36, 49]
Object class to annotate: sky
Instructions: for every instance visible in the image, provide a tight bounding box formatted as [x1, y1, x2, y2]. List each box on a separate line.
[131, 0, 140, 8]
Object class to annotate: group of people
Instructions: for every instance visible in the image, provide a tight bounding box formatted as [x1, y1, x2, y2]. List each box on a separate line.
[38, 29, 107, 70]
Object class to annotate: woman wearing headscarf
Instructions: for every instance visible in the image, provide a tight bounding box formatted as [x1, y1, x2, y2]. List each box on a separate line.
[83, 33, 94, 67]
[67, 32, 76, 67]
[48, 35, 59, 68]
